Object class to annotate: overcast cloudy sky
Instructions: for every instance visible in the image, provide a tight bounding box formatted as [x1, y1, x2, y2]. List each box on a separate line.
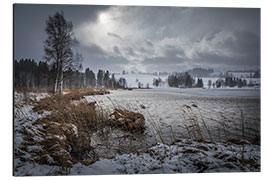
[14, 4, 260, 73]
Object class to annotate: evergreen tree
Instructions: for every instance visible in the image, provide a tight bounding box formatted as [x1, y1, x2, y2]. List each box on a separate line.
[85, 68, 96, 88]
[196, 78, 203, 88]
[208, 79, 212, 88]
[117, 77, 127, 88]
[109, 74, 116, 88]
[103, 70, 110, 88]
[97, 69, 104, 87]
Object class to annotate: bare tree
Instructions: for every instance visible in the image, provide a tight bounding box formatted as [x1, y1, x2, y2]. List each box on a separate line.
[44, 11, 81, 94]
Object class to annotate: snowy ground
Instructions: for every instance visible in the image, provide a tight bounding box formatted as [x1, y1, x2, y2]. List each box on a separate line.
[18, 140, 259, 175]
[13, 89, 261, 176]
[70, 140, 260, 174]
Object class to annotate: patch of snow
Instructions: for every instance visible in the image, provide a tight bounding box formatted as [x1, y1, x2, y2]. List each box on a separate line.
[29, 92, 50, 101]
[69, 140, 260, 175]
[70, 124, 78, 136]
[54, 135, 66, 140]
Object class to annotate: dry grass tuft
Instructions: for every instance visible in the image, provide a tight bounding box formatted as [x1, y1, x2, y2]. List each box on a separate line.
[20, 88, 145, 168]
[64, 88, 110, 100]
[32, 88, 109, 113]
[32, 95, 69, 113]
[109, 109, 145, 132]
[24, 99, 101, 167]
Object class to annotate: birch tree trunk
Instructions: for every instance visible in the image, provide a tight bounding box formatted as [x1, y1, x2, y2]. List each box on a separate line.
[59, 68, 64, 94]
[54, 60, 59, 94]
[54, 73, 59, 94]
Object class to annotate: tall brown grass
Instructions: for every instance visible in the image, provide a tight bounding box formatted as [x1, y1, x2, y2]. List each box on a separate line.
[18, 88, 146, 170]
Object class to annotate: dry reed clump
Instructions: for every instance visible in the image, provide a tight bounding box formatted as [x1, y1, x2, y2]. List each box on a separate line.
[32, 88, 109, 113]
[34, 119, 98, 167]
[22, 99, 102, 168]
[25, 89, 145, 168]
[32, 95, 70, 113]
[181, 103, 213, 143]
[20, 119, 98, 169]
[108, 108, 145, 132]
[64, 88, 110, 100]
[27, 91, 105, 167]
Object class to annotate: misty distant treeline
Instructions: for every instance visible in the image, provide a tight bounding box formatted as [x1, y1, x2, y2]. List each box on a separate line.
[15, 59, 259, 90]
[179, 67, 260, 78]
[187, 68, 214, 77]
[215, 77, 251, 88]
[167, 72, 258, 88]
[14, 59, 127, 89]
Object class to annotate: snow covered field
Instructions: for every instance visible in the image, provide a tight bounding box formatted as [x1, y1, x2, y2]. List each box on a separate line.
[13, 88, 261, 175]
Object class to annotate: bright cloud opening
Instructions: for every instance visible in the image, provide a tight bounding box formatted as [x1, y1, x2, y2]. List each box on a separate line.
[99, 13, 110, 24]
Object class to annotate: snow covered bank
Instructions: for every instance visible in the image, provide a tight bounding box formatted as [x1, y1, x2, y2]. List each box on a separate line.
[14, 91, 260, 176]
[70, 140, 259, 174]
[19, 139, 258, 175]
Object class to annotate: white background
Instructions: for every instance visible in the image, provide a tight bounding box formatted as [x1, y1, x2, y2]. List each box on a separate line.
[1, 0, 269, 179]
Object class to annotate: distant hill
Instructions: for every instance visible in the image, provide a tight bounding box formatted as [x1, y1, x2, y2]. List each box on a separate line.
[226, 70, 260, 78]
[187, 68, 214, 77]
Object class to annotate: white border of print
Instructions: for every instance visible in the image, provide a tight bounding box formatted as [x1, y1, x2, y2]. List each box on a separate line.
[1, 0, 269, 180]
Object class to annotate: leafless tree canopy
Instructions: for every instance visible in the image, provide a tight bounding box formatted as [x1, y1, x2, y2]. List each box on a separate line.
[44, 11, 82, 94]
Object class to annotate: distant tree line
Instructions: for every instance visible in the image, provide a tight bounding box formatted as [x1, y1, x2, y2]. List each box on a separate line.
[215, 77, 248, 88]
[167, 72, 258, 89]
[168, 72, 194, 88]
[225, 70, 260, 78]
[14, 59, 54, 89]
[14, 59, 127, 90]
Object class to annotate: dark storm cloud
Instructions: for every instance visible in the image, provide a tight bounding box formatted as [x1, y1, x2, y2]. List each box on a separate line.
[143, 57, 190, 72]
[14, 4, 260, 72]
[144, 40, 153, 47]
[113, 46, 120, 54]
[144, 57, 186, 65]
[163, 47, 185, 58]
[125, 47, 136, 56]
[82, 50, 129, 73]
[193, 52, 259, 71]
[226, 31, 260, 54]
[14, 4, 109, 61]
[79, 43, 106, 57]
[189, 30, 260, 69]
[107, 32, 123, 41]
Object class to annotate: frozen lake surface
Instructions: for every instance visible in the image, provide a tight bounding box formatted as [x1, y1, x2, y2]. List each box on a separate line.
[86, 88, 260, 145]
[133, 87, 260, 99]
